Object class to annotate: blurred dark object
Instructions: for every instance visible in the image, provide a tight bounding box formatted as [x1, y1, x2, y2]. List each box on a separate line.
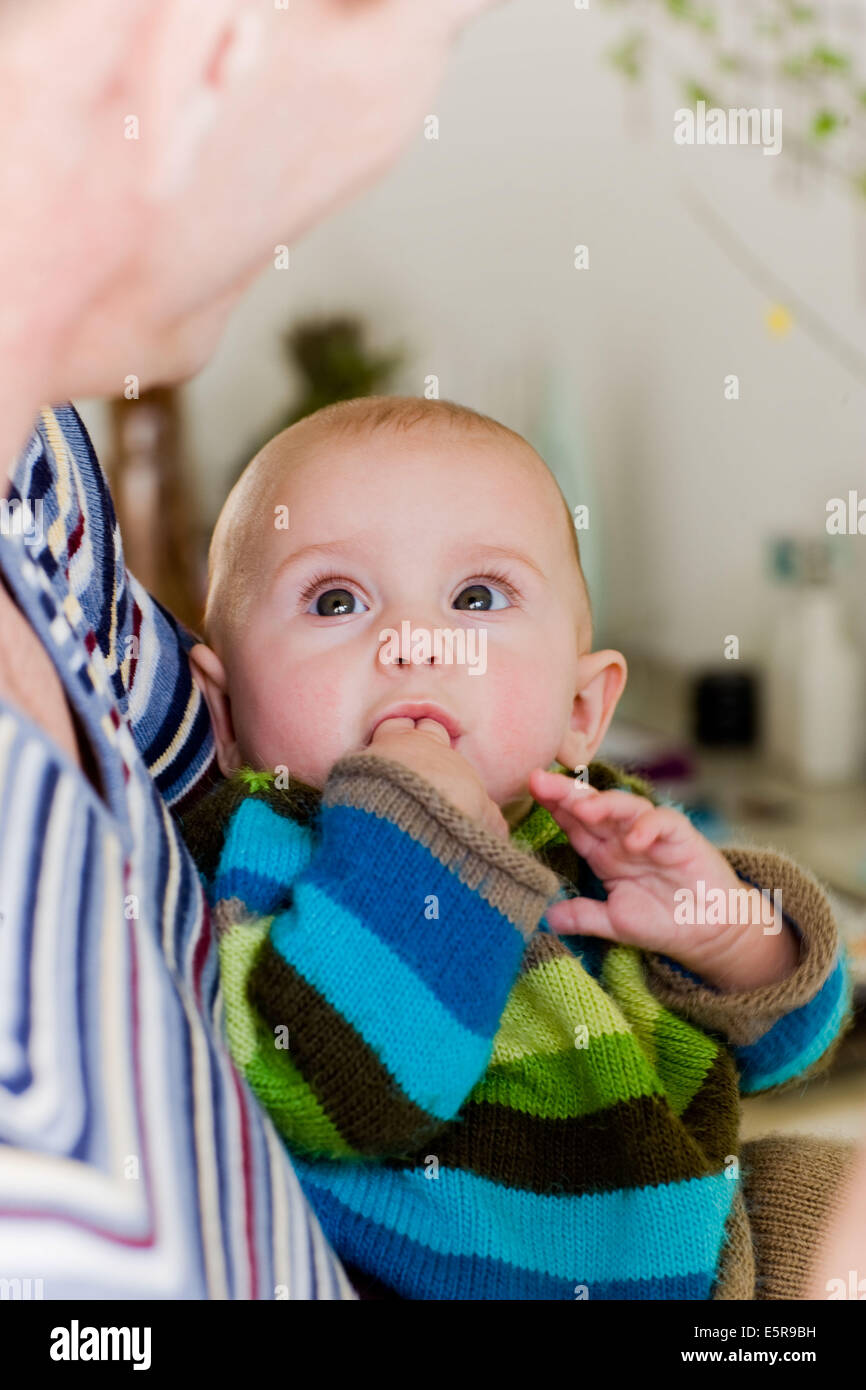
[736, 791, 799, 825]
[284, 317, 403, 426]
[693, 669, 759, 748]
[231, 316, 404, 491]
[106, 389, 203, 632]
[602, 720, 697, 785]
[627, 750, 695, 782]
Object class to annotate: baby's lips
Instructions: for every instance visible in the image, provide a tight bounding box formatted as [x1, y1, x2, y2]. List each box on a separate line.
[371, 715, 452, 746]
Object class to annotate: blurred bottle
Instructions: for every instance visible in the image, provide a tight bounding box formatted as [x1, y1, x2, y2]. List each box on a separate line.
[765, 537, 864, 784]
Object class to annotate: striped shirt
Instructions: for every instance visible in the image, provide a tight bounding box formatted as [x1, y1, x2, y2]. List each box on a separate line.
[0, 404, 355, 1299]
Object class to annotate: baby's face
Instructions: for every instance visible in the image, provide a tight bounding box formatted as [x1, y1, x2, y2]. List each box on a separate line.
[211, 426, 591, 810]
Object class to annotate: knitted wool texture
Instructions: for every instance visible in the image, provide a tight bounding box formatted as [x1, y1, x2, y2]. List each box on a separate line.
[180, 755, 855, 1300]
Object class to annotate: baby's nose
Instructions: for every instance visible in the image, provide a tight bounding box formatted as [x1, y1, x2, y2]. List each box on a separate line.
[376, 618, 442, 668]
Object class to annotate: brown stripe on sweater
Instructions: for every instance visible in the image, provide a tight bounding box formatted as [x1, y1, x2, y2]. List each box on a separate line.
[248, 939, 444, 1158]
[390, 1090, 722, 1195]
[518, 930, 574, 974]
[676, 1049, 742, 1166]
[531, 838, 615, 907]
[533, 840, 582, 888]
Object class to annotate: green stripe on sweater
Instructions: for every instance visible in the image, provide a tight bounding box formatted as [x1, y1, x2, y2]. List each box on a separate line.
[470, 1040, 665, 1117]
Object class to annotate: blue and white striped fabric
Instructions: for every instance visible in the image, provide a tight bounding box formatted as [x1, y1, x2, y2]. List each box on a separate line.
[0, 404, 355, 1299]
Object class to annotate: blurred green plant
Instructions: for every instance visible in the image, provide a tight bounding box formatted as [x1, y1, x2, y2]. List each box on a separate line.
[602, 0, 866, 196]
[608, 31, 645, 81]
[811, 108, 844, 141]
[282, 317, 403, 427]
[231, 316, 404, 489]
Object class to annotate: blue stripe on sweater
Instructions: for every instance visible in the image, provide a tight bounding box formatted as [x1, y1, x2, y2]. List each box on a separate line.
[290, 1155, 735, 1284]
[219, 796, 530, 1036]
[270, 880, 504, 1119]
[736, 951, 853, 1093]
[298, 799, 529, 1033]
[297, 1178, 715, 1299]
[213, 799, 314, 913]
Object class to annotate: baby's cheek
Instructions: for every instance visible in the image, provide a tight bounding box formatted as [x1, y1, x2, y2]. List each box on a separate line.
[485, 681, 533, 756]
[481, 662, 566, 781]
[483, 667, 553, 756]
[244, 665, 347, 786]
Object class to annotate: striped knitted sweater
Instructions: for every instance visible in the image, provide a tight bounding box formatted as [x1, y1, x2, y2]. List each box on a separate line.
[181, 752, 855, 1301]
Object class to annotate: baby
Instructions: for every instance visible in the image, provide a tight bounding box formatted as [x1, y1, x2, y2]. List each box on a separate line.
[183, 395, 852, 1301]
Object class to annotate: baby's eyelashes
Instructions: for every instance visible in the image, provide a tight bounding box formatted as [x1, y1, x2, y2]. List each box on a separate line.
[452, 581, 512, 612]
[303, 584, 369, 616]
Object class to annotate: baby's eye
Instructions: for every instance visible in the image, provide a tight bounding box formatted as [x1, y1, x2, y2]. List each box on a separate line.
[308, 587, 369, 617]
[452, 582, 511, 612]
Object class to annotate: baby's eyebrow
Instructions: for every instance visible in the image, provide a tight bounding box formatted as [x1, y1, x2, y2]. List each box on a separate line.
[270, 538, 548, 584]
[272, 538, 371, 578]
[456, 544, 548, 582]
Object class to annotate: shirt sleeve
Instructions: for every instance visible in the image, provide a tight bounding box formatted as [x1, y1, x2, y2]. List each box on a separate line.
[14, 405, 218, 809]
[211, 753, 560, 1161]
[641, 846, 856, 1097]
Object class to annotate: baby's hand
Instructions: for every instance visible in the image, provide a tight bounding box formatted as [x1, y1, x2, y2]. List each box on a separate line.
[352, 718, 510, 841]
[528, 768, 798, 990]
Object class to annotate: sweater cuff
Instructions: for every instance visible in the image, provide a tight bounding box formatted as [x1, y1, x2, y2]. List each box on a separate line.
[641, 846, 841, 1046]
[324, 753, 559, 941]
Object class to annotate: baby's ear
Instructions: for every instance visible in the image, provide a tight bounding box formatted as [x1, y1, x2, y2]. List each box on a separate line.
[189, 642, 242, 777]
[556, 649, 628, 772]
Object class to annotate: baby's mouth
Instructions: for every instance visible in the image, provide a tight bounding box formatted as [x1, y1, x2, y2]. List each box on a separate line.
[365, 702, 462, 749]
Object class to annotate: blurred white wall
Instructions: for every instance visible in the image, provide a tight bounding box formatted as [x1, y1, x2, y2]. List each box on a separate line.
[77, 0, 866, 666]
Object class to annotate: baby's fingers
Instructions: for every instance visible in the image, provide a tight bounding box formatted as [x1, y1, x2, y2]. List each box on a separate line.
[530, 771, 652, 827]
[528, 767, 597, 808]
[622, 805, 693, 858]
[529, 770, 658, 862]
[563, 788, 655, 829]
[544, 895, 614, 939]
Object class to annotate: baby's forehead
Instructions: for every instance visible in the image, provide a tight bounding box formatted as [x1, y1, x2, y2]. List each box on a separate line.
[260, 417, 550, 503]
[250, 420, 578, 569]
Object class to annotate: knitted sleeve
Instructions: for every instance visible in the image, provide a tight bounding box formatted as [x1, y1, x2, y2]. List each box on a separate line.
[548, 762, 855, 1100]
[212, 753, 559, 1161]
[641, 846, 856, 1097]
